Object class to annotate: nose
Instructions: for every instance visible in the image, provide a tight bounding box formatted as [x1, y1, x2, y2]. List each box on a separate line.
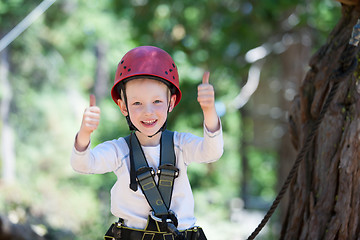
[144, 103, 154, 114]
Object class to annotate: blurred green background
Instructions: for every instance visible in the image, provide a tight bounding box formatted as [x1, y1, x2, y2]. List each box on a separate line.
[0, 0, 341, 239]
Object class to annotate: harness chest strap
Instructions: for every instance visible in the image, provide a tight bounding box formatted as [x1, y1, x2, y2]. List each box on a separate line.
[124, 130, 178, 217]
[105, 130, 207, 239]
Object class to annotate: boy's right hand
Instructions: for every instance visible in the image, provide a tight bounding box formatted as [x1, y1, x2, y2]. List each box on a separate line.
[75, 94, 101, 151]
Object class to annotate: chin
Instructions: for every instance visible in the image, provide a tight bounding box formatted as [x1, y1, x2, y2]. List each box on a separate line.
[137, 127, 160, 137]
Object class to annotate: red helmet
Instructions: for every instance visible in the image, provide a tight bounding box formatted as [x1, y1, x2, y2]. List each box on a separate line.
[111, 46, 182, 106]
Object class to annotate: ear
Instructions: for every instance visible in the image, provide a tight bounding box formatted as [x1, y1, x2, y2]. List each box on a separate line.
[117, 99, 128, 116]
[168, 95, 177, 112]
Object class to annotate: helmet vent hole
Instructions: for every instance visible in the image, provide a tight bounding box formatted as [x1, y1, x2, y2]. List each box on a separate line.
[128, 68, 131, 72]
[121, 60, 124, 64]
[169, 69, 173, 72]
[173, 76, 175, 80]
[165, 71, 168, 75]
[120, 73, 122, 76]
[123, 66, 127, 69]
[172, 63, 175, 68]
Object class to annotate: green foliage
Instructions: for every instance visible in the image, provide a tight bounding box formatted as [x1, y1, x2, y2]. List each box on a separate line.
[247, 146, 277, 200]
[0, 0, 341, 239]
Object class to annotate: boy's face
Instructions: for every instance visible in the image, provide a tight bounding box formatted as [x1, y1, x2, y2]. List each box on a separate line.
[118, 78, 176, 137]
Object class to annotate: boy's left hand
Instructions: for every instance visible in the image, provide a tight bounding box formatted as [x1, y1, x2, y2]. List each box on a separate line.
[197, 71, 220, 132]
[197, 71, 215, 112]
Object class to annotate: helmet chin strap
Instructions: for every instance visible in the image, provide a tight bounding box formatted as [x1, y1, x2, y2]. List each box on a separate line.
[126, 114, 168, 138]
[121, 84, 171, 138]
[146, 120, 167, 138]
[131, 106, 170, 138]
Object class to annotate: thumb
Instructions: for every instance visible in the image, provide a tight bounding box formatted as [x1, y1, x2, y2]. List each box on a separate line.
[90, 94, 96, 107]
[202, 71, 210, 84]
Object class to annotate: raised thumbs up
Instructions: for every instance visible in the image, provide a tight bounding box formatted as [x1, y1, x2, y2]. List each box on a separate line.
[83, 94, 100, 132]
[90, 94, 96, 107]
[75, 94, 101, 151]
[197, 71, 220, 133]
[202, 71, 210, 84]
[197, 71, 214, 111]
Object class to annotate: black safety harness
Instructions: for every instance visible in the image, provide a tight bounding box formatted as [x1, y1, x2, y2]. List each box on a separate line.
[104, 130, 207, 240]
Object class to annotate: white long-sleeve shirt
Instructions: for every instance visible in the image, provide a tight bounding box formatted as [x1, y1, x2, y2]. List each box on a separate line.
[70, 126, 223, 230]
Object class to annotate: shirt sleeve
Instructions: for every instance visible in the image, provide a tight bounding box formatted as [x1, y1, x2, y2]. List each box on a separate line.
[177, 119, 224, 165]
[70, 137, 127, 174]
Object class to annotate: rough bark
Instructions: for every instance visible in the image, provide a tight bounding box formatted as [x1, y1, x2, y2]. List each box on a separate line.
[278, 33, 310, 223]
[282, 5, 360, 240]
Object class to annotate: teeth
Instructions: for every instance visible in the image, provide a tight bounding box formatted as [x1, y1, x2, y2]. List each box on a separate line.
[143, 120, 156, 124]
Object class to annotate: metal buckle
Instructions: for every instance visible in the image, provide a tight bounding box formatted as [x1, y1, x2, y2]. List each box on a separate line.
[150, 210, 177, 222]
[136, 167, 155, 183]
[157, 164, 179, 178]
[150, 211, 163, 222]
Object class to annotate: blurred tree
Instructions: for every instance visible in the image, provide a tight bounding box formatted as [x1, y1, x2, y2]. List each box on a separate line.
[0, 48, 16, 184]
[281, 2, 360, 239]
[0, 0, 350, 239]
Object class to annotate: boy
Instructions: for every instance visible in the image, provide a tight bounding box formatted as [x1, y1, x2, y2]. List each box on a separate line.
[71, 46, 223, 240]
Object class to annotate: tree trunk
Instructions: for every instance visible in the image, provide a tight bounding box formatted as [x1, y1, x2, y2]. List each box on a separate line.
[278, 31, 310, 224]
[282, 5, 360, 239]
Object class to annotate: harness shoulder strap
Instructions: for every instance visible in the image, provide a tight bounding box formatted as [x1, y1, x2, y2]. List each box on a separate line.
[158, 130, 177, 209]
[124, 130, 178, 217]
[124, 134, 137, 191]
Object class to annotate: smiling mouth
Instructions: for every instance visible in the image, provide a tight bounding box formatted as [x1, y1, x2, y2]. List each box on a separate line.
[142, 119, 157, 126]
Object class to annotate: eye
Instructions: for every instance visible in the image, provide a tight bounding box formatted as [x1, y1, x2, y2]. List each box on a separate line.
[154, 100, 162, 104]
[132, 101, 141, 106]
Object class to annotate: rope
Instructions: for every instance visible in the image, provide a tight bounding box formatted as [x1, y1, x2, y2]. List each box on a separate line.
[0, 0, 56, 53]
[247, 20, 360, 240]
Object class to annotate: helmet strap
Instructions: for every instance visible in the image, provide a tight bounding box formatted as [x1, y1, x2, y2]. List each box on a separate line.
[120, 84, 171, 138]
[146, 93, 172, 138]
[120, 84, 140, 132]
[146, 120, 167, 138]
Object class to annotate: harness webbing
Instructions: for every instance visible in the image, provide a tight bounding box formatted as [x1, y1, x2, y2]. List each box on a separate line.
[124, 130, 178, 217]
[158, 130, 178, 208]
[104, 216, 207, 240]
